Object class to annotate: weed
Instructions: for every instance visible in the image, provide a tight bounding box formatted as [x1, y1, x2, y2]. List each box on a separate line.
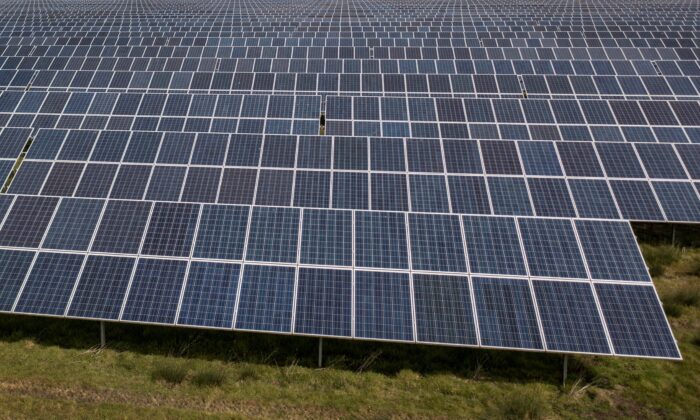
[641, 244, 681, 277]
[492, 386, 548, 420]
[151, 361, 188, 384]
[191, 369, 226, 387]
[666, 288, 700, 308]
[682, 257, 700, 276]
[236, 364, 260, 381]
[691, 332, 700, 347]
[663, 303, 684, 318]
[661, 284, 700, 317]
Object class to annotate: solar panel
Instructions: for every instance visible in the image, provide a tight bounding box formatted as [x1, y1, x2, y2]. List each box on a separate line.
[0, 0, 688, 361]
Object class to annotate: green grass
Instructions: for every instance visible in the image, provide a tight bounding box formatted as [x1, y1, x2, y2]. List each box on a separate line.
[0, 245, 697, 418]
[191, 369, 226, 387]
[640, 244, 682, 277]
[151, 361, 188, 384]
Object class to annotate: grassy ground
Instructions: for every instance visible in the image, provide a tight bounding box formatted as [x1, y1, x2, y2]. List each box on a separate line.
[0, 242, 698, 418]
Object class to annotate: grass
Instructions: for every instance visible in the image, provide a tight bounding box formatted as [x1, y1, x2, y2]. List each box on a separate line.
[151, 361, 188, 385]
[640, 244, 682, 277]
[191, 369, 226, 387]
[0, 242, 697, 418]
[490, 386, 548, 419]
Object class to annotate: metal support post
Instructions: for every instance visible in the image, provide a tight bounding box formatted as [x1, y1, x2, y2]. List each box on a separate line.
[562, 354, 568, 387]
[318, 337, 323, 368]
[100, 321, 106, 348]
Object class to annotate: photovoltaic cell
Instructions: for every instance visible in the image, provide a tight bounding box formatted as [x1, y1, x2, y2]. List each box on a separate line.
[355, 211, 408, 269]
[246, 207, 299, 263]
[595, 284, 679, 359]
[92, 200, 152, 254]
[193, 205, 248, 260]
[300, 209, 352, 266]
[463, 216, 527, 276]
[472, 277, 543, 350]
[518, 218, 587, 279]
[533, 281, 610, 354]
[0, 195, 58, 248]
[413, 274, 477, 345]
[67, 255, 135, 320]
[141, 202, 200, 257]
[177, 261, 240, 328]
[235, 265, 295, 333]
[14, 252, 84, 316]
[0, 249, 35, 311]
[408, 213, 466, 272]
[355, 271, 413, 341]
[121, 258, 188, 324]
[294, 268, 352, 337]
[575, 220, 650, 282]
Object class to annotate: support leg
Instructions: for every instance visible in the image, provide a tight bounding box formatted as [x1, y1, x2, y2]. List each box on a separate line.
[100, 321, 106, 348]
[562, 354, 568, 387]
[318, 337, 323, 368]
[672, 226, 676, 247]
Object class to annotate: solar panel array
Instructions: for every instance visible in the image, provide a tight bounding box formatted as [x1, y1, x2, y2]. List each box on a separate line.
[0, 0, 692, 359]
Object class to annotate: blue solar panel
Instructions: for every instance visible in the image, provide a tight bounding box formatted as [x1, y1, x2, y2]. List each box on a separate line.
[355, 211, 408, 269]
[611, 180, 665, 221]
[300, 209, 352, 266]
[0, 196, 58, 248]
[409, 175, 450, 213]
[294, 268, 352, 337]
[527, 178, 577, 218]
[448, 176, 490, 214]
[92, 200, 152, 254]
[413, 274, 477, 345]
[533, 281, 610, 354]
[463, 216, 527, 276]
[0, 249, 35, 311]
[67, 255, 136, 320]
[488, 177, 533, 216]
[575, 220, 651, 282]
[121, 258, 187, 324]
[235, 265, 295, 333]
[42, 198, 104, 251]
[595, 284, 679, 359]
[177, 261, 240, 329]
[355, 271, 413, 341]
[193, 205, 249, 260]
[518, 218, 587, 279]
[332, 172, 369, 210]
[371, 173, 408, 211]
[142, 202, 200, 257]
[408, 213, 467, 272]
[246, 207, 299, 263]
[472, 277, 543, 350]
[568, 179, 620, 219]
[652, 182, 700, 222]
[14, 252, 84, 316]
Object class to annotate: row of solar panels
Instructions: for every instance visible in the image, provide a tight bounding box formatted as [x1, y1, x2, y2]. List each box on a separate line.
[1, 31, 698, 42]
[0, 146, 694, 219]
[3, 91, 700, 129]
[0, 250, 679, 358]
[2, 57, 699, 77]
[9, 74, 700, 101]
[4, 128, 699, 179]
[3, 44, 699, 61]
[3, 162, 698, 222]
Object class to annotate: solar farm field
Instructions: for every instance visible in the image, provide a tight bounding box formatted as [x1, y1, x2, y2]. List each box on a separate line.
[0, 0, 699, 416]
